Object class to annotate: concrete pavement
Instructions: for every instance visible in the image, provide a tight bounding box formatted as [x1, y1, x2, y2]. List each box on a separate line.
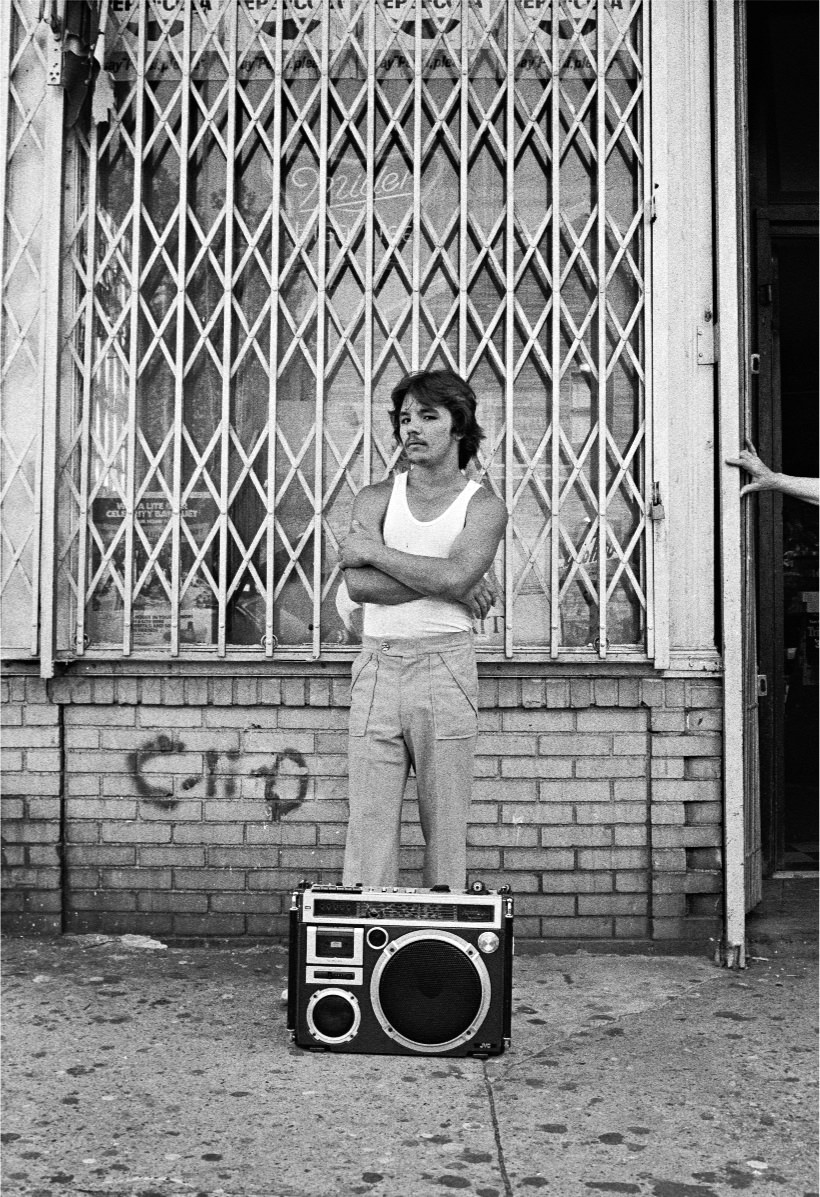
[1, 880, 817, 1197]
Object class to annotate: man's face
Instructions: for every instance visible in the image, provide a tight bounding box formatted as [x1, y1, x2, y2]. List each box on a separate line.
[398, 393, 459, 466]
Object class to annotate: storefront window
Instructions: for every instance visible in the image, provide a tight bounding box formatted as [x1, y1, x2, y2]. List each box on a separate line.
[57, 0, 649, 658]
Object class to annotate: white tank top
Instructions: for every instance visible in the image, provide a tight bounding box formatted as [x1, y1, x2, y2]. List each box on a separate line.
[363, 472, 481, 639]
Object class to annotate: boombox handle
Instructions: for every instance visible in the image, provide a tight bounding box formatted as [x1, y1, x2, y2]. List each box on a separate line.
[502, 899, 514, 1043]
[286, 888, 302, 1032]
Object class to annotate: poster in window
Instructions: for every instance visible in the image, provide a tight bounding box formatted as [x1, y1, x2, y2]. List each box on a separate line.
[87, 492, 217, 647]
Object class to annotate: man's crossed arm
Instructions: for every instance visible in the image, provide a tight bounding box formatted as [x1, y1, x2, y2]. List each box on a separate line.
[338, 481, 508, 620]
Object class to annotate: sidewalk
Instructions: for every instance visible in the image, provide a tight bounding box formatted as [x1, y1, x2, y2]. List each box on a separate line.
[2, 882, 817, 1197]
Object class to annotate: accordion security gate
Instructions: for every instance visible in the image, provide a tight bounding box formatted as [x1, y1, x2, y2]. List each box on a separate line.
[55, 0, 652, 662]
[1, 4, 53, 657]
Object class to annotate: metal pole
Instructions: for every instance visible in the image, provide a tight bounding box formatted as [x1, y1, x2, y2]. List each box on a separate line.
[362, 2, 375, 487]
[74, 112, 100, 657]
[503, 0, 515, 659]
[311, 3, 331, 657]
[458, 0, 468, 379]
[122, 0, 148, 658]
[595, 0, 607, 659]
[548, 0, 561, 659]
[217, 0, 239, 656]
[38, 15, 67, 678]
[265, 0, 284, 656]
[411, 0, 422, 371]
[169, 0, 193, 657]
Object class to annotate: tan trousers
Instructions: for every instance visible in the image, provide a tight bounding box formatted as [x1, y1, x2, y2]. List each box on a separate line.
[343, 632, 478, 892]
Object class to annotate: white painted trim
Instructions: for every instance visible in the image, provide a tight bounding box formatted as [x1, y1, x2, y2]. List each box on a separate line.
[712, 0, 746, 968]
[664, 649, 722, 676]
[650, 0, 717, 660]
[0, 4, 10, 296]
[733, 4, 762, 916]
[647, 0, 669, 669]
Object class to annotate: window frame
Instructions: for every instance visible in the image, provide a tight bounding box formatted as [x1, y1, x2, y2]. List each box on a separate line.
[40, 0, 663, 669]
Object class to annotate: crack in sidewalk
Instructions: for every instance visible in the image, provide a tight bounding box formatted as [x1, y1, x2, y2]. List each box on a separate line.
[483, 1060, 514, 1197]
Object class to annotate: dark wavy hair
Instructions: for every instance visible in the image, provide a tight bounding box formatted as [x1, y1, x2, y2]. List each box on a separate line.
[389, 370, 485, 470]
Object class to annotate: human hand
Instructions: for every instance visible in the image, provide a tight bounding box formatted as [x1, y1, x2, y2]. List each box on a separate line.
[465, 568, 500, 621]
[338, 520, 381, 569]
[725, 438, 779, 497]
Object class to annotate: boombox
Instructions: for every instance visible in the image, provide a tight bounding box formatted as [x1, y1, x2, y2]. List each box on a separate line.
[287, 882, 513, 1057]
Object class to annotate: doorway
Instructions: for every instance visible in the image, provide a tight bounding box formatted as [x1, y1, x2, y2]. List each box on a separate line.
[747, 2, 819, 875]
[775, 235, 819, 869]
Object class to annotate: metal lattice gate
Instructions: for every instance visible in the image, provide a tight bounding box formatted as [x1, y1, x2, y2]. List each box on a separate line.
[1, 6, 52, 657]
[54, 0, 651, 661]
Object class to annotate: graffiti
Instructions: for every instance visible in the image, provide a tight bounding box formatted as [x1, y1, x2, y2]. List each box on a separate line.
[252, 749, 310, 822]
[130, 736, 309, 819]
[200, 748, 241, 798]
[129, 734, 184, 807]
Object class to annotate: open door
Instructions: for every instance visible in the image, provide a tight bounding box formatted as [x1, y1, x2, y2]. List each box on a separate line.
[753, 220, 820, 876]
[748, 1, 819, 881]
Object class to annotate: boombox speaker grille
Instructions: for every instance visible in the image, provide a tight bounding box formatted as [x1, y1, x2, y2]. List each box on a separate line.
[307, 987, 361, 1045]
[371, 931, 491, 1053]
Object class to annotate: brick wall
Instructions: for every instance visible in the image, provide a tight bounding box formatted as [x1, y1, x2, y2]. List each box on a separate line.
[0, 668, 723, 942]
[1, 675, 63, 934]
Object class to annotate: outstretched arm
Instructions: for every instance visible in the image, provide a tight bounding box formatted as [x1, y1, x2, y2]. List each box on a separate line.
[726, 439, 819, 506]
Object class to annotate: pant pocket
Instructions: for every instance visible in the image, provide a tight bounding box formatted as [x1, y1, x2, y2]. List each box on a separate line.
[431, 647, 478, 739]
[348, 653, 378, 737]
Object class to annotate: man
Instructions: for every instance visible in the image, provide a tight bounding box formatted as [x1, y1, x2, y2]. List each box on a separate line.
[338, 369, 508, 891]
